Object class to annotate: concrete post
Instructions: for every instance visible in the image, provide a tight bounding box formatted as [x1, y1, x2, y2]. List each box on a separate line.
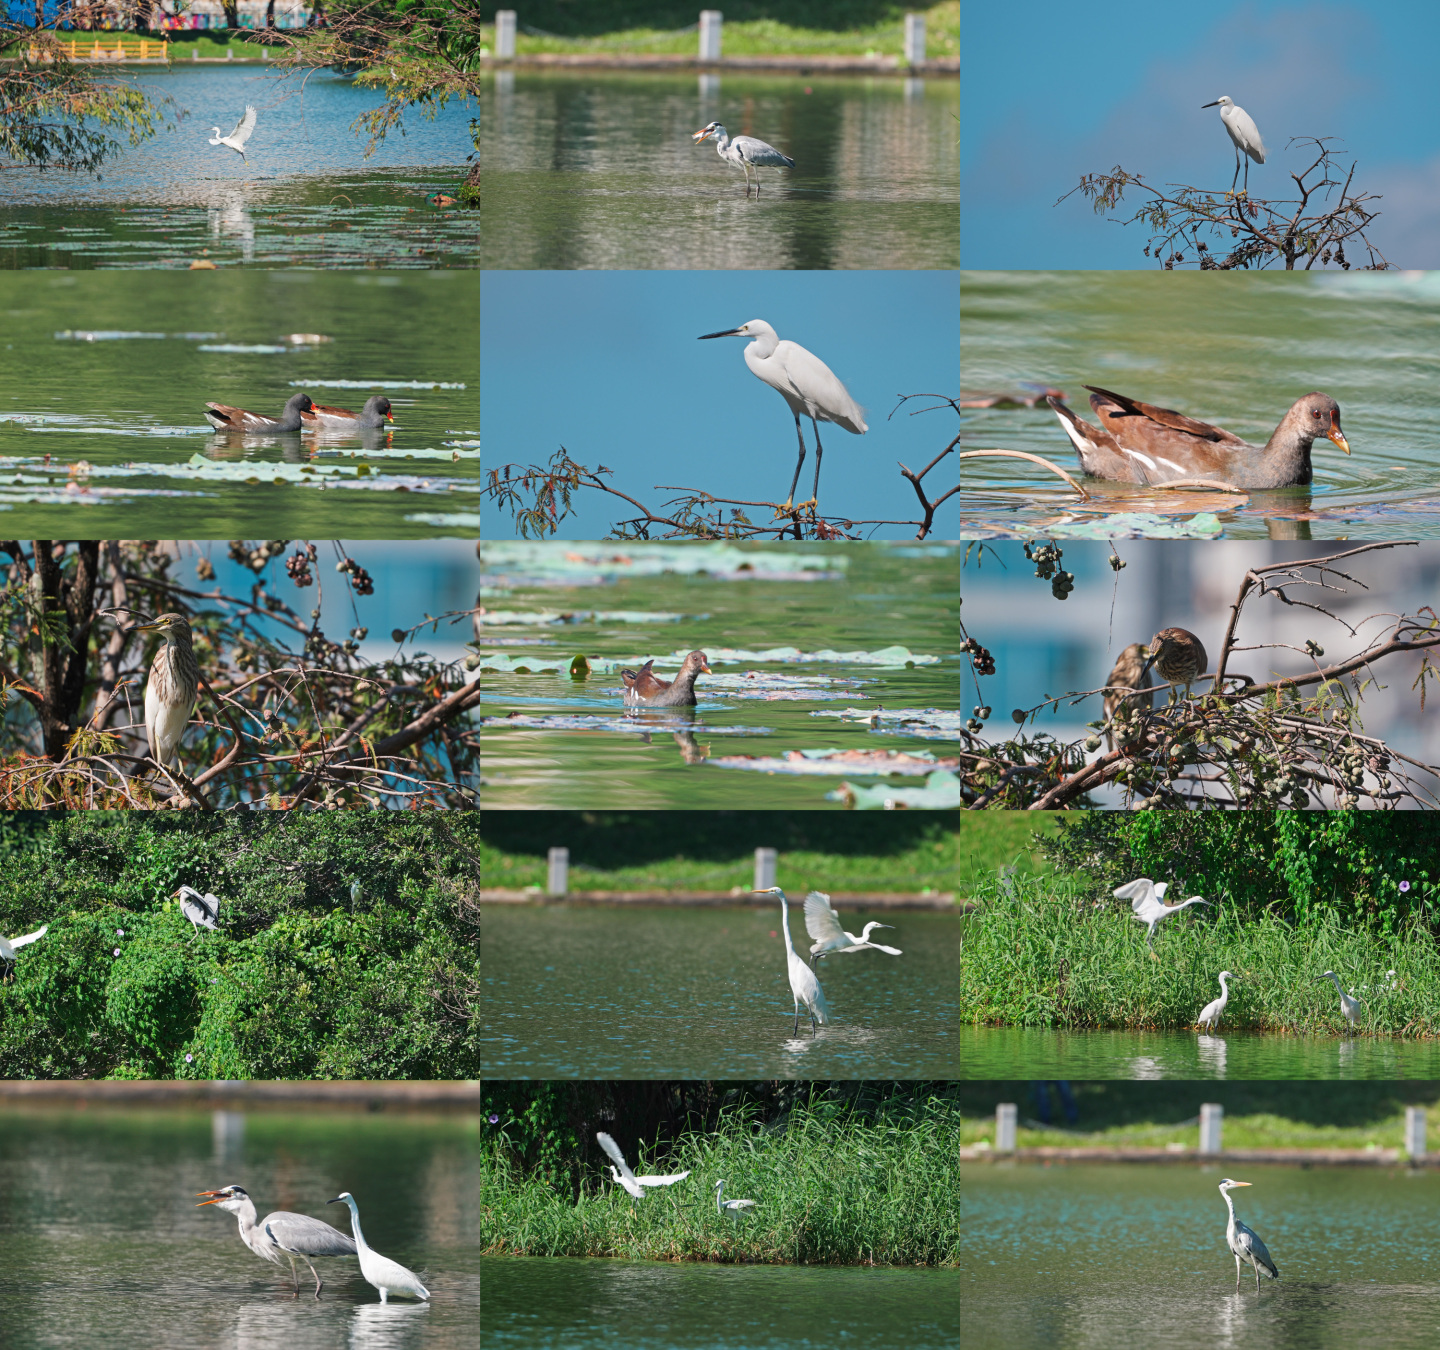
[904, 13, 926, 66]
[1199, 1102, 1223, 1155]
[1407, 1106, 1427, 1160]
[754, 847, 777, 891]
[496, 10, 517, 59]
[546, 846, 569, 896]
[996, 1102, 1017, 1153]
[699, 10, 722, 62]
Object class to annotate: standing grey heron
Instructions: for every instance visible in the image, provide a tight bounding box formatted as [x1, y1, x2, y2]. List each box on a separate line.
[692, 121, 794, 194]
[596, 1132, 690, 1198]
[713, 1179, 759, 1220]
[210, 105, 258, 165]
[0, 923, 47, 979]
[197, 1185, 357, 1296]
[173, 885, 220, 938]
[803, 890, 902, 967]
[1201, 96, 1266, 193]
[133, 612, 199, 775]
[699, 320, 867, 514]
[1197, 971, 1236, 1032]
[1112, 877, 1211, 955]
[328, 1192, 430, 1302]
[1320, 970, 1363, 1030]
[1217, 1179, 1279, 1292]
[753, 887, 828, 1034]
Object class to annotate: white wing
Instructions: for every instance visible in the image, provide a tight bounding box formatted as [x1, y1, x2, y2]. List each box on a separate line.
[634, 1170, 690, 1187]
[230, 106, 258, 147]
[1113, 878, 1158, 914]
[866, 941, 903, 956]
[726, 1198, 758, 1210]
[803, 891, 847, 948]
[8, 925, 47, 950]
[597, 1133, 645, 1198]
[774, 342, 866, 433]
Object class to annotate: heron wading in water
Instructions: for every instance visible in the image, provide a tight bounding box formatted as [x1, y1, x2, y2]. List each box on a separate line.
[753, 886, 828, 1034]
[1197, 970, 1236, 1032]
[692, 121, 794, 194]
[1217, 1179, 1279, 1292]
[328, 1191, 431, 1303]
[133, 612, 199, 776]
[1320, 970, 1363, 1030]
[197, 1185, 357, 1297]
[1202, 96, 1266, 193]
[699, 320, 867, 515]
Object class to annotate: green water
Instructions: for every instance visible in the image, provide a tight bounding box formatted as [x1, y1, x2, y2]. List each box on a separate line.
[479, 72, 958, 270]
[0, 1102, 478, 1348]
[483, 1255, 959, 1349]
[958, 1025, 1440, 1080]
[964, 1163, 1440, 1348]
[961, 270, 1440, 538]
[0, 271, 477, 537]
[481, 905, 959, 1078]
[479, 542, 959, 808]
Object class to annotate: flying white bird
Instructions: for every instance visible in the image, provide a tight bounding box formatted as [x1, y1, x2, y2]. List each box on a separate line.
[174, 885, 220, 937]
[210, 106, 258, 165]
[1197, 971, 1235, 1032]
[327, 1192, 430, 1303]
[596, 1132, 689, 1199]
[802, 890, 902, 966]
[1217, 1179, 1279, 1293]
[714, 1179, 759, 1220]
[1112, 877, 1211, 955]
[1201, 96, 1266, 193]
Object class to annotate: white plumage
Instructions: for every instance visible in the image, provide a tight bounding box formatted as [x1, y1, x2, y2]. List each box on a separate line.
[210, 106, 258, 164]
[596, 1131, 689, 1198]
[802, 890, 902, 965]
[327, 1191, 430, 1303]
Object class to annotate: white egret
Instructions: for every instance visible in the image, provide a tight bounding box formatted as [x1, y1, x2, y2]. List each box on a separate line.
[327, 1192, 430, 1303]
[197, 1185, 357, 1296]
[596, 1132, 691, 1198]
[1197, 971, 1235, 1032]
[692, 121, 794, 195]
[754, 886, 828, 1034]
[1112, 877, 1211, 955]
[699, 320, 867, 514]
[0, 923, 46, 978]
[1201, 96, 1266, 193]
[210, 106, 258, 165]
[714, 1179, 758, 1220]
[1320, 970, 1363, 1029]
[174, 885, 220, 938]
[802, 890, 902, 966]
[1217, 1179, 1279, 1293]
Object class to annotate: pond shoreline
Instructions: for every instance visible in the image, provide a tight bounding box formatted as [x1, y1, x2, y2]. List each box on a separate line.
[962, 1145, 1426, 1166]
[481, 889, 955, 907]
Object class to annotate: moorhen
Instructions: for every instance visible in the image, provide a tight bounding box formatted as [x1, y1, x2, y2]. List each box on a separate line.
[1048, 386, 1349, 488]
[301, 395, 394, 432]
[620, 651, 711, 706]
[204, 392, 313, 433]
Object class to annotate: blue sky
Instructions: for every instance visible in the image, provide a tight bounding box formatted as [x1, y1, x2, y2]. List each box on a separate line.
[962, 0, 1440, 268]
[480, 271, 960, 539]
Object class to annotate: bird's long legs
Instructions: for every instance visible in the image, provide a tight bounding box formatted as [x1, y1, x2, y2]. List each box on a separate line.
[807, 416, 825, 512]
[783, 412, 808, 510]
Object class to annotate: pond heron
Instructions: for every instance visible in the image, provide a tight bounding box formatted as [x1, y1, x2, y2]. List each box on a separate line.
[134, 612, 199, 775]
[1140, 628, 1210, 703]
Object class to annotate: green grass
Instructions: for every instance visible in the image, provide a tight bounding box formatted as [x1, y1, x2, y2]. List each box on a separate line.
[481, 1093, 960, 1265]
[1, 34, 280, 60]
[960, 871, 1439, 1035]
[958, 816, 1057, 893]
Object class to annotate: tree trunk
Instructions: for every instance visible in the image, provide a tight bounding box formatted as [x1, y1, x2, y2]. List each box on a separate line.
[34, 540, 99, 760]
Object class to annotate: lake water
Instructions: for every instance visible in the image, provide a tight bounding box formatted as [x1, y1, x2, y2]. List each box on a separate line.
[959, 1025, 1440, 1080]
[479, 541, 959, 809]
[481, 905, 959, 1078]
[0, 1102, 478, 1348]
[964, 1163, 1440, 1349]
[0, 271, 477, 537]
[478, 72, 958, 270]
[482, 1255, 959, 1349]
[0, 66, 475, 269]
[961, 270, 1440, 538]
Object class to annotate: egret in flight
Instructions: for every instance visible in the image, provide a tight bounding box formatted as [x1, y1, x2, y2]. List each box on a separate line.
[210, 106, 258, 165]
[0, 923, 46, 979]
[197, 1185, 356, 1297]
[1217, 1179, 1279, 1293]
[692, 121, 794, 194]
[1197, 971, 1235, 1032]
[1112, 877, 1211, 955]
[714, 1180, 759, 1220]
[754, 886, 828, 1034]
[1201, 96, 1266, 193]
[596, 1132, 690, 1198]
[699, 320, 867, 514]
[174, 885, 220, 938]
[1320, 970, 1363, 1030]
[803, 890, 902, 966]
[328, 1192, 430, 1303]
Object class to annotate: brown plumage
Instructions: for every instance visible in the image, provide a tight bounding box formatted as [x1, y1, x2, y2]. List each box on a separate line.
[1103, 643, 1155, 752]
[1141, 628, 1209, 702]
[620, 651, 711, 706]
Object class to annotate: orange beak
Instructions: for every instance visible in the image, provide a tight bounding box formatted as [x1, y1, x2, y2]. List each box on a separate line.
[1327, 414, 1350, 455]
[195, 1190, 226, 1207]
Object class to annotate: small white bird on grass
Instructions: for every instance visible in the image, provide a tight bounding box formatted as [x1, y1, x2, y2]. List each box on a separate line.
[1197, 971, 1235, 1032]
[754, 886, 828, 1034]
[327, 1192, 429, 1303]
[174, 885, 220, 938]
[1113, 877, 1211, 957]
[210, 106, 258, 165]
[1201, 95, 1266, 193]
[1320, 970, 1363, 1030]
[714, 1179, 758, 1220]
[692, 121, 794, 194]
[0, 923, 47, 979]
[596, 1132, 690, 1199]
[803, 890, 902, 966]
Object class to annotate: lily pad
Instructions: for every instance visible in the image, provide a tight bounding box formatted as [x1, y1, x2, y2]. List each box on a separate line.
[826, 769, 962, 809]
[810, 707, 963, 738]
[480, 713, 768, 734]
[480, 541, 848, 586]
[707, 749, 960, 777]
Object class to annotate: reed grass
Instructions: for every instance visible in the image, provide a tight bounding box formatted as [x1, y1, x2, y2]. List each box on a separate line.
[480, 1096, 960, 1265]
[961, 873, 1440, 1035]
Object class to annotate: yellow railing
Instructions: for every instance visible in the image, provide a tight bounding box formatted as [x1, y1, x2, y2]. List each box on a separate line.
[26, 36, 170, 63]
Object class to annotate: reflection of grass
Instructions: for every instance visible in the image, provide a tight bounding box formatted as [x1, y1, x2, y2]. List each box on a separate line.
[960, 1082, 1440, 1151]
[962, 872, 1440, 1033]
[959, 815, 1057, 892]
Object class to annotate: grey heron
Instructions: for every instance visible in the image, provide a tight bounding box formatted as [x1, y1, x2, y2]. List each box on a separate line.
[714, 1179, 758, 1220]
[803, 890, 902, 966]
[173, 885, 220, 938]
[699, 320, 867, 514]
[0, 923, 47, 979]
[1197, 971, 1235, 1031]
[1112, 877, 1211, 956]
[753, 887, 828, 1034]
[1201, 96, 1266, 194]
[197, 1184, 357, 1296]
[1217, 1179, 1279, 1292]
[596, 1132, 689, 1198]
[692, 121, 794, 194]
[1320, 970, 1363, 1029]
[210, 105, 258, 165]
[327, 1191, 430, 1302]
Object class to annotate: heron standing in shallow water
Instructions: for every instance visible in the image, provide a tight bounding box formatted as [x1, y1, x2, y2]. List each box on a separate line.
[1217, 1179, 1279, 1292]
[753, 886, 828, 1034]
[197, 1185, 357, 1297]
[1197, 970, 1235, 1032]
[1320, 970, 1363, 1030]
[328, 1191, 430, 1302]
[133, 613, 199, 775]
[692, 121, 794, 194]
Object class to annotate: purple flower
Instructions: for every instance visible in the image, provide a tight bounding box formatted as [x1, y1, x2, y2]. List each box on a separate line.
[112, 947, 121, 957]
[488, 1114, 499, 1124]
[1400, 881, 1412, 893]
[185, 1054, 193, 1063]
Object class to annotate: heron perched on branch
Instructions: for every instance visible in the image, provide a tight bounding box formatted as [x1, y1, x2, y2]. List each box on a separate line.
[1217, 1179, 1279, 1292]
[133, 612, 199, 774]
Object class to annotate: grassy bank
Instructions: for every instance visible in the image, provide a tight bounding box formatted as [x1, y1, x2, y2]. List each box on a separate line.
[958, 816, 1057, 893]
[480, 1094, 960, 1265]
[960, 873, 1440, 1035]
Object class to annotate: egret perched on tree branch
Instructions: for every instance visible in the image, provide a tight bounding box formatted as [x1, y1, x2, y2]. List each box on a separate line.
[803, 890, 902, 966]
[210, 105, 258, 165]
[327, 1192, 430, 1303]
[753, 886, 828, 1034]
[1197, 971, 1236, 1032]
[1201, 96, 1266, 193]
[699, 320, 867, 515]
[596, 1132, 690, 1198]
[197, 1185, 357, 1297]
[133, 612, 199, 776]
[1320, 970, 1363, 1030]
[692, 121, 794, 195]
[1113, 877, 1211, 955]
[714, 1180, 758, 1220]
[1217, 1179, 1279, 1293]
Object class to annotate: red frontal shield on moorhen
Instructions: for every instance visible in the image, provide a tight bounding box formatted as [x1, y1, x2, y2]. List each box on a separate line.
[1047, 385, 1349, 489]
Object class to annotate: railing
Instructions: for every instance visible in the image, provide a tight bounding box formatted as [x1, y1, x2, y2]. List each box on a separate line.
[26, 36, 170, 62]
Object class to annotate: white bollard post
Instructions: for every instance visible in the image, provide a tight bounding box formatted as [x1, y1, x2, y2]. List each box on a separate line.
[1407, 1106, 1427, 1161]
[496, 10, 517, 59]
[1199, 1102, 1223, 1155]
[547, 846, 569, 896]
[699, 10, 722, 62]
[754, 847, 777, 891]
[904, 13, 926, 66]
[996, 1102, 1017, 1153]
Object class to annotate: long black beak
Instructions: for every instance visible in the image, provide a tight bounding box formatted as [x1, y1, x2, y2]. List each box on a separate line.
[1201, 100, 1220, 108]
[699, 328, 743, 340]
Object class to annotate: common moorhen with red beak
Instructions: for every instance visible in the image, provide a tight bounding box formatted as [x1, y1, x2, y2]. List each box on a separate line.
[621, 651, 711, 706]
[301, 394, 394, 431]
[204, 392, 314, 433]
[1048, 386, 1350, 488]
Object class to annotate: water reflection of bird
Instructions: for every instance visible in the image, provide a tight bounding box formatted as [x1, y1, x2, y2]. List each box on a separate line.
[1217, 1179, 1279, 1293]
[204, 392, 313, 432]
[692, 121, 794, 194]
[197, 1185, 357, 1297]
[133, 612, 200, 774]
[1102, 643, 1154, 751]
[1140, 627, 1209, 702]
[209, 106, 258, 165]
[621, 651, 710, 706]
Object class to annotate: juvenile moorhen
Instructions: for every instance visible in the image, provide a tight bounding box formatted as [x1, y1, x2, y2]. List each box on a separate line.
[1048, 386, 1350, 488]
[301, 394, 394, 431]
[621, 651, 711, 706]
[204, 392, 313, 433]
